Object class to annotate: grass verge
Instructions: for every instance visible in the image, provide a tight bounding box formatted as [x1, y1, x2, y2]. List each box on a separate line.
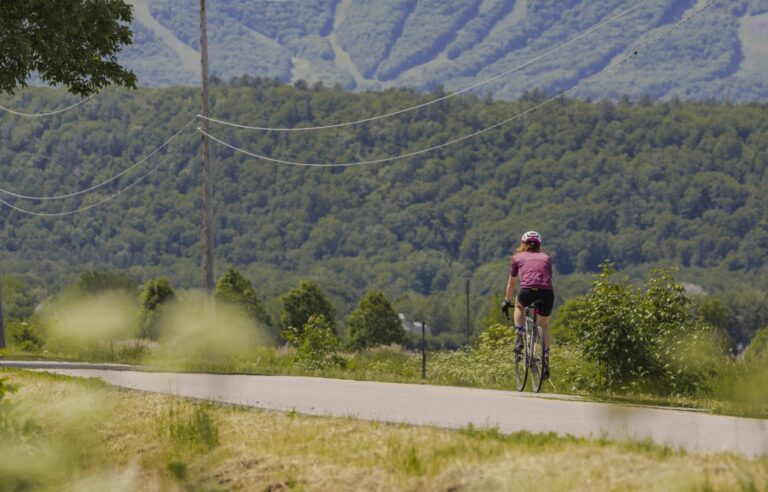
[2, 368, 767, 491]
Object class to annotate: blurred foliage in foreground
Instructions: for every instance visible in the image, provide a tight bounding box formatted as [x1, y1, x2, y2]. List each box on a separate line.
[3, 370, 766, 490]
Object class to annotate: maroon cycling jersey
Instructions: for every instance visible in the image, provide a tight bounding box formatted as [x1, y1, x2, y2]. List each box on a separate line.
[510, 251, 553, 290]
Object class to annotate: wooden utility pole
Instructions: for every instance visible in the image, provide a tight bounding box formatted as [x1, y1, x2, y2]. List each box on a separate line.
[421, 322, 426, 379]
[199, 0, 214, 301]
[0, 278, 5, 349]
[465, 278, 470, 345]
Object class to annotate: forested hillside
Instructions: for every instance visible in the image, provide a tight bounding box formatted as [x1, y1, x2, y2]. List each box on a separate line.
[118, 0, 768, 101]
[1, 82, 767, 343]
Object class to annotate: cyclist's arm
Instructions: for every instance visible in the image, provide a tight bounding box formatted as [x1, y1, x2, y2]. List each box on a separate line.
[505, 274, 516, 302]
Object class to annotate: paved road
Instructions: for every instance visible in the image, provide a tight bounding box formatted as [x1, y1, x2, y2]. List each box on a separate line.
[4, 361, 767, 458]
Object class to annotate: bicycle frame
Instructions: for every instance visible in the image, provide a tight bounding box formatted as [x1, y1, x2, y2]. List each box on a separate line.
[524, 306, 538, 368]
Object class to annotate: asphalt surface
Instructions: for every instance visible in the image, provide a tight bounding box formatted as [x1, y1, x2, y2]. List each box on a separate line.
[3, 360, 767, 458]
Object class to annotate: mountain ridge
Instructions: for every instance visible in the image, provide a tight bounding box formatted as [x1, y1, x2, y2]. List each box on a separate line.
[120, 0, 768, 102]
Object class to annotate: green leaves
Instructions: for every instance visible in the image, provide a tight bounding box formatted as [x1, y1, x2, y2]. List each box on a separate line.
[564, 263, 718, 395]
[138, 277, 176, 340]
[280, 280, 337, 340]
[0, 0, 137, 95]
[347, 290, 404, 350]
[215, 268, 271, 326]
[285, 315, 345, 370]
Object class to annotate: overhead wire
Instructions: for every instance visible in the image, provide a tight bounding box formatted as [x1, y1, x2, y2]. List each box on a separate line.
[199, 0, 717, 168]
[196, 0, 654, 132]
[0, 94, 97, 118]
[0, 0, 717, 213]
[0, 131, 198, 217]
[0, 117, 197, 201]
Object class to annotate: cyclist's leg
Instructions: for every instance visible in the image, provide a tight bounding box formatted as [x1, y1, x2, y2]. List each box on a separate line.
[535, 290, 555, 349]
[535, 290, 555, 379]
[513, 299, 525, 328]
[512, 297, 526, 353]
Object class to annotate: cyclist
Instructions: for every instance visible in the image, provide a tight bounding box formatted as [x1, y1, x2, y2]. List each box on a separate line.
[501, 231, 555, 379]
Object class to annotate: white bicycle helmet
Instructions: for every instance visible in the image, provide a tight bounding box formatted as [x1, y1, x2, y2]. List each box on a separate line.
[521, 230, 542, 246]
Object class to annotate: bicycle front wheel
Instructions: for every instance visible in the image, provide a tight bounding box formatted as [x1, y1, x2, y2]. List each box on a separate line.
[529, 325, 545, 393]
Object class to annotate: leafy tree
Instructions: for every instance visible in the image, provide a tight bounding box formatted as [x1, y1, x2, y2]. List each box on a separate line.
[697, 291, 768, 349]
[138, 277, 176, 340]
[280, 280, 336, 339]
[1, 275, 38, 321]
[71, 270, 137, 296]
[0, 0, 137, 95]
[347, 290, 404, 350]
[214, 268, 271, 326]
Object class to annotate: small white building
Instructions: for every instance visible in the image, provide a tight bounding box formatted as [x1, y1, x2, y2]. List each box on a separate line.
[398, 313, 431, 336]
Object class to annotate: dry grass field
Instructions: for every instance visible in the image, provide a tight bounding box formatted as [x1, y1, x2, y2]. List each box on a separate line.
[2, 369, 766, 491]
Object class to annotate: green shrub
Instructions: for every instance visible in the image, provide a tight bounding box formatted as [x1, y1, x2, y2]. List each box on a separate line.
[284, 315, 345, 370]
[561, 263, 721, 396]
[6, 318, 46, 352]
[476, 324, 516, 350]
[430, 325, 518, 388]
[138, 277, 176, 340]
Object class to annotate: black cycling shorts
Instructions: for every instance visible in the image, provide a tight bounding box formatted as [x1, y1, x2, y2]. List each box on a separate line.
[517, 288, 555, 317]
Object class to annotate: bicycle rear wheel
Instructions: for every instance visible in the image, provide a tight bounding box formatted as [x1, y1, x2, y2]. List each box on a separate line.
[513, 335, 528, 392]
[529, 323, 545, 393]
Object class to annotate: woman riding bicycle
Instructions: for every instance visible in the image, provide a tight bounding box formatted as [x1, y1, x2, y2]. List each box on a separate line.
[501, 231, 555, 379]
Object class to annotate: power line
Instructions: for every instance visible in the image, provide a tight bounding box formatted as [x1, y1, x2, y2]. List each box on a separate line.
[0, 94, 97, 118]
[200, 81, 603, 167]
[196, 0, 654, 132]
[0, 133, 196, 217]
[0, 118, 196, 201]
[200, 0, 717, 167]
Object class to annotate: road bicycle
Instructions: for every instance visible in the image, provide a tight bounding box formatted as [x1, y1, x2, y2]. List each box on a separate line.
[507, 300, 546, 393]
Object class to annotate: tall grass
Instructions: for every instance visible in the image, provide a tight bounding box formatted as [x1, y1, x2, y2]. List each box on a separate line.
[156, 400, 219, 450]
[3, 370, 767, 491]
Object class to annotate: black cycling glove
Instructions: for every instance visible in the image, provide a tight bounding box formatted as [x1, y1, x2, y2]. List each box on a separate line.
[501, 299, 513, 317]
